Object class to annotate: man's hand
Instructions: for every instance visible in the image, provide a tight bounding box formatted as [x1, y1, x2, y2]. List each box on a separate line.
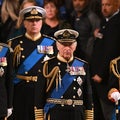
[7, 108, 13, 118]
[109, 91, 120, 102]
[92, 74, 102, 83]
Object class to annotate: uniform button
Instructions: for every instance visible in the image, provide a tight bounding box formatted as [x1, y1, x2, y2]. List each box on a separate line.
[73, 87, 76, 90]
[73, 104, 75, 107]
[61, 104, 64, 107]
[102, 26, 105, 29]
[58, 62, 61, 65]
[20, 41, 23, 44]
[38, 69, 41, 72]
[61, 96, 63, 98]
[22, 55, 25, 58]
[25, 72, 28, 74]
[73, 96, 76, 98]
[74, 79, 76, 81]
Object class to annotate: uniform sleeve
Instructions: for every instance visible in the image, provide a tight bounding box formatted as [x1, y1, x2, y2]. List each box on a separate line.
[83, 63, 94, 119]
[5, 49, 14, 108]
[34, 62, 47, 120]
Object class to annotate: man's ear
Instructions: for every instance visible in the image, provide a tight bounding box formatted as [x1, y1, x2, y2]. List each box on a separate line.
[56, 41, 60, 51]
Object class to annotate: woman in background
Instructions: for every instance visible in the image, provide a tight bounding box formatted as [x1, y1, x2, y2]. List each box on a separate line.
[41, 0, 72, 37]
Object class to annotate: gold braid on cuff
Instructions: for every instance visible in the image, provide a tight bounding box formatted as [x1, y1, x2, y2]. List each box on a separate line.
[34, 107, 44, 120]
[85, 109, 94, 120]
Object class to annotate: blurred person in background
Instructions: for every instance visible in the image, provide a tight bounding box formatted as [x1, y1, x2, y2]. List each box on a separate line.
[0, 0, 19, 43]
[70, 0, 100, 62]
[91, 0, 120, 119]
[8, 0, 37, 40]
[41, 0, 72, 37]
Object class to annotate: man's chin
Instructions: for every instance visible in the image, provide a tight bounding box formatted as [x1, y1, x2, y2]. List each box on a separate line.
[64, 56, 71, 61]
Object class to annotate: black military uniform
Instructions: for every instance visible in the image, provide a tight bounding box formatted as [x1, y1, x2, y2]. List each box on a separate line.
[0, 43, 14, 119]
[90, 9, 120, 120]
[7, 6, 56, 120]
[42, 29, 93, 120]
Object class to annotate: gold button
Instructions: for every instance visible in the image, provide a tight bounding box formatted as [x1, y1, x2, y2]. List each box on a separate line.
[58, 62, 61, 65]
[74, 79, 76, 81]
[73, 87, 76, 90]
[25, 72, 28, 74]
[20, 41, 23, 44]
[38, 69, 41, 72]
[73, 96, 76, 98]
[61, 96, 63, 98]
[61, 104, 64, 107]
[73, 104, 75, 107]
[22, 55, 25, 58]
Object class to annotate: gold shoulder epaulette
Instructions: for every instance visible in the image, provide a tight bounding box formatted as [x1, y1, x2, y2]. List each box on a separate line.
[0, 43, 13, 52]
[75, 57, 88, 64]
[110, 57, 120, 65]
[7, 35, 23, 42]
[110, 56, 120, 79]
[42, 34, 57, 41]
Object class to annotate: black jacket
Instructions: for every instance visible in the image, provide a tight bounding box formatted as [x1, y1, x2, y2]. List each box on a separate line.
[91, 11, 120, 102]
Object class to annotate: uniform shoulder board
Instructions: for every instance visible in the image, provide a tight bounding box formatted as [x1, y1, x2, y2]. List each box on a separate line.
[42, 34, 56, 41]
[75, 57, 88, 64]
[42, 56, 56, 63]
[0, 43, 13, 52]
[7, 35, 23, 42]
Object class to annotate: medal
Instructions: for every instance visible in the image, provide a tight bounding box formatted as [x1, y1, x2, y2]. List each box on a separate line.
[0, 67, 4, 76]
[69, 66, 86, 75]
[37, 45, 54, 54]
[77, 76, 83, 86]
[0, 57, 7, 66]
[77, 88, 82, 97]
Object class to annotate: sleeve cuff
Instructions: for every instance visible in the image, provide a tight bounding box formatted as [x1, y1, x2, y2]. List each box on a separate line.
[34, 107, 44, 120]
[85, 109, 94, 120]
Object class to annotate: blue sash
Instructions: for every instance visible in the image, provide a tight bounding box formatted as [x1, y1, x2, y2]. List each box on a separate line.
[13, 37, 55, 84]
[44, 59, 84, 114]
[111, 104, 120, 120]
[0, 47, 8, 57]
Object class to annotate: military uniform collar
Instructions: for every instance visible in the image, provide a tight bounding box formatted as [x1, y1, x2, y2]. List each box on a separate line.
[25, 32, 41, 41]
[57, 53, 73, 63]
[106, 9, 119, 22]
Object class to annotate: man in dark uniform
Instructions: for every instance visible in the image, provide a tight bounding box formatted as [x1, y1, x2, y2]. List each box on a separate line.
[7, 6, 57, 120]
[0, 42, 14, 120]
[90, 0, 120, 119]
[42, 29, 93, 120]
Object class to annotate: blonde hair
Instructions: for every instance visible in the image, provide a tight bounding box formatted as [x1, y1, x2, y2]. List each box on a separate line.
[1, 0, 19, 23]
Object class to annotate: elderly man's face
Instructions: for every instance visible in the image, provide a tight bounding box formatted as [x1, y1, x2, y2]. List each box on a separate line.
[102, 0, 119, 18]
[56, 41, 77, 61]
